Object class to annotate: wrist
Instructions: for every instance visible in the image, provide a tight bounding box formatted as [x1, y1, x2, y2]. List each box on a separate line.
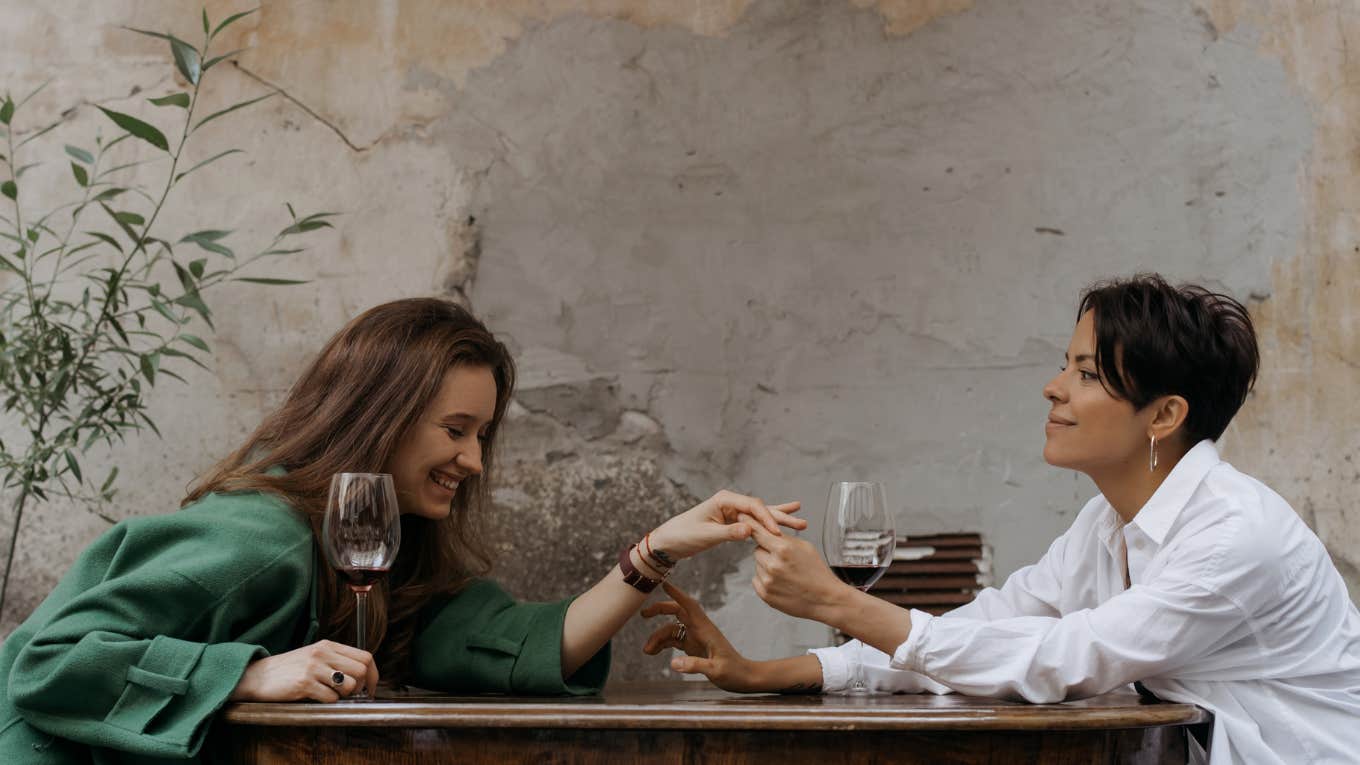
[646, 525, 684, 563]
[816, 584, 868, 633]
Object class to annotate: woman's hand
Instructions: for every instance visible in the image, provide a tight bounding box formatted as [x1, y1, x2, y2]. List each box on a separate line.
[745, 519, 854, 623]
[641, 582, 768, 693]
[648, 490, 804, 563]
[229, 639, 379, 702]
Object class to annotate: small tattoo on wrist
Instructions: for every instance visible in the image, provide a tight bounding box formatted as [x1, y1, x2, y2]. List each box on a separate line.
[776, 682, 822, 695]
[652, 548, 676, 567]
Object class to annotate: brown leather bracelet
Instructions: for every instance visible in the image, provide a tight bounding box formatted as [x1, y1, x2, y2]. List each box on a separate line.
[618, 546, 661, 593]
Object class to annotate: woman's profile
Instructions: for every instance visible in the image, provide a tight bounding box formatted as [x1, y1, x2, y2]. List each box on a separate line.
[0, 298, 803, 762]
[645, 274, 1360, 765]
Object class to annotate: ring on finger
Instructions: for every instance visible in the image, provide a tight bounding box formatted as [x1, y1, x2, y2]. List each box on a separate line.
[673, 620, 687, 642]
[331, 670, 346, 687]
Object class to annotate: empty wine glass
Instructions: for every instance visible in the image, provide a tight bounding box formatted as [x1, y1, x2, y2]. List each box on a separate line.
[823, 481, 895, 694]
[321, 472, 401, 700]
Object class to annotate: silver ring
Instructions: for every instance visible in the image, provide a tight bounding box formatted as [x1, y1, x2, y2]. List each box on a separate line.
[674, 621, 687, 642]
[331, 670, 346, 686]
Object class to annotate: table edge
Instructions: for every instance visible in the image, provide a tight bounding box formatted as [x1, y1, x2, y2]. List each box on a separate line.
[219, 701, 1211, 731]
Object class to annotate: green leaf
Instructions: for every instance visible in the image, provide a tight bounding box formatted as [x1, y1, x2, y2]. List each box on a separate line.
[171, 38, 202, 85]
[100, 466, 119, 493]
[148, 92, 190, 109]
[172, 260, 196, 292]
[99, 202, 141, 245]
[174, 292, 213, 329]
[122, 28, 201, 85]
[179, 229, 231, 243]
[84, 230, 124, 253]
[95, 106, 168, 152]
[150, 298, 178, 324]
[193, 92, 273, 132]
[138, 352, 160, 384]
[0, 252, 21, 275]
[70, 162, 88, 187]
[180, 229, 233, 258]
[64, 144, 95, 164]
[281, 219, 332, 236]
[13, 162, 40, 179]
[0, 180, 15, 200]
[212, 8, 257, 39]
[174, 148, 242, 183]
[202, 8, 210, 36]
[0, 97, 13, 125]
[203, 48, 247, 72]
[92, 187, 127, 202]
[180, 333, 209, 352]
[235, 277, 307, 285]
[189, 258, 206, 278]
[260, 247, 305, 256]
[112, 210, 145, 226]
[63, 450, 82, 483]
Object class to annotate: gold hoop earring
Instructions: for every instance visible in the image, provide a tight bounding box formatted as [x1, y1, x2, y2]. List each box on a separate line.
[1149, 435, 1158, 472]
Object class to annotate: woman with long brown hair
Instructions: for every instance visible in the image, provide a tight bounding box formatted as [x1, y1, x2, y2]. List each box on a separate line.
[0, 298, 803, 763]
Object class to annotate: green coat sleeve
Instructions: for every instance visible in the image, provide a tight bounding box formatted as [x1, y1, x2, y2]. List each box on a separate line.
[7, 512, 309, 759]
[411, 579, 610, 696]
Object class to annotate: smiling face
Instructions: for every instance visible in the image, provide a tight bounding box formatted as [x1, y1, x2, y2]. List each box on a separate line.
[383, 364, 499, 520]
[1041, 310, 1151, 477]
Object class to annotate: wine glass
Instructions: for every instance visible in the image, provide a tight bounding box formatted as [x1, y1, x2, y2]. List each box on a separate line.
[321, 472, 401, 700]
[823, 481, 896, 694]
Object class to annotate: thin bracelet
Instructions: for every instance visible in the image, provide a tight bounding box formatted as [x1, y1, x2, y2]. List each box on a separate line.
[642, 533, 676, 573]
[632, 545, 669, 580]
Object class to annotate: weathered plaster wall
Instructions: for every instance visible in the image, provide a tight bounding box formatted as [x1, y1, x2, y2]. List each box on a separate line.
[0, 0, 1353, 679]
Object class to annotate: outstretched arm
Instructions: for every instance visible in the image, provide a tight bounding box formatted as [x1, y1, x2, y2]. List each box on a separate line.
[559, 491, 804, 678]
[641, 581, 824, 693]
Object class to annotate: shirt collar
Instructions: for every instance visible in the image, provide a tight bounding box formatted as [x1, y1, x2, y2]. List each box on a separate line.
[1127, 438, 1221, 545]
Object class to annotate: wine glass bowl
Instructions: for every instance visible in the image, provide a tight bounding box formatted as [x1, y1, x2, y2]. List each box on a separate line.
[321, 472, 401, 700]
[823, 481, 895, 694]
[824, 482, 896, 591]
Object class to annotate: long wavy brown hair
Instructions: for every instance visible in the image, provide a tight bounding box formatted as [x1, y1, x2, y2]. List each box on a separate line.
[185, 298, 515, 680]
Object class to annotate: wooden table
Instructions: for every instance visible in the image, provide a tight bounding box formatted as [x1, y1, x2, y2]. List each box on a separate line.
[208, 682, 1211, 764]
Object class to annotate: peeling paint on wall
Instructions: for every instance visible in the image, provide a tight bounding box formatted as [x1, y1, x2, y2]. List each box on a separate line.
[1194, 0, 1360, 598]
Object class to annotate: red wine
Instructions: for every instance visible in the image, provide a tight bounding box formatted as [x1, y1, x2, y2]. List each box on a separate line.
[342, 566, 389, 590]
[831, 564, 889, 591]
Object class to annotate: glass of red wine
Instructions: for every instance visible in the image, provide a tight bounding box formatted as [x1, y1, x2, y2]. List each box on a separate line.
[321, 472, 401, 700]
[823, 481, 895, 694]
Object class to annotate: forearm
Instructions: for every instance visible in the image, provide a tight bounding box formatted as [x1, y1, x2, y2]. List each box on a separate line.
[561, 562, 649, 678]
[751, 654, 825, 694]
[821, 588, 913, 658]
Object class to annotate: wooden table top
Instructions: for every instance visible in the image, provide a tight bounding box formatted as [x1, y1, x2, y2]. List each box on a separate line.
[220, 682, 1210, 732]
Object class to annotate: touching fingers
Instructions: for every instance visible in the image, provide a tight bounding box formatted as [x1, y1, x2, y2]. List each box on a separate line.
[744, 517, 781, 548]
[770, 502, 808, 530]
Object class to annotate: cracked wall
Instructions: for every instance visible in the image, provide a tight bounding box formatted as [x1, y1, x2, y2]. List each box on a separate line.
[1, 0, 1354, 678]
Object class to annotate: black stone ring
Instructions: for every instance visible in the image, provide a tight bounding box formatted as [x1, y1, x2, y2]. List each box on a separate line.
[331, 670, 346, 686]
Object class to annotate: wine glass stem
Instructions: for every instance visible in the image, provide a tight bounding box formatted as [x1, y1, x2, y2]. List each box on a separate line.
[353, 587, 369, 652]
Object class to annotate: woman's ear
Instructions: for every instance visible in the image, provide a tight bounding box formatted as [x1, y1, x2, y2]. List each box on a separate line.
[1149, 395, 1190, 443]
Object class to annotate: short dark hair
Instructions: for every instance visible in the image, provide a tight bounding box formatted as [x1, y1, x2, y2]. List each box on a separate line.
[1077, 274, 1259, 443]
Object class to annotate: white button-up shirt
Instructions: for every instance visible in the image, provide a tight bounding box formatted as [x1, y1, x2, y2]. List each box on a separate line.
[811, 440, 1360, 764]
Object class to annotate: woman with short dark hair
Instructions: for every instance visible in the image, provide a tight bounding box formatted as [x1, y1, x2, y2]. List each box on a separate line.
[646, 275, 1360, 765]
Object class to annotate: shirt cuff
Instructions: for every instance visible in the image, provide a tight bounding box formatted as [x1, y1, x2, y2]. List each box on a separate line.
[889, 608, 935, 672]
[807, 642, 854, 693]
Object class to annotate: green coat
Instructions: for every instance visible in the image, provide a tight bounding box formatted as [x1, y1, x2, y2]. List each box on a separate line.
[0, 490, 609, 763]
